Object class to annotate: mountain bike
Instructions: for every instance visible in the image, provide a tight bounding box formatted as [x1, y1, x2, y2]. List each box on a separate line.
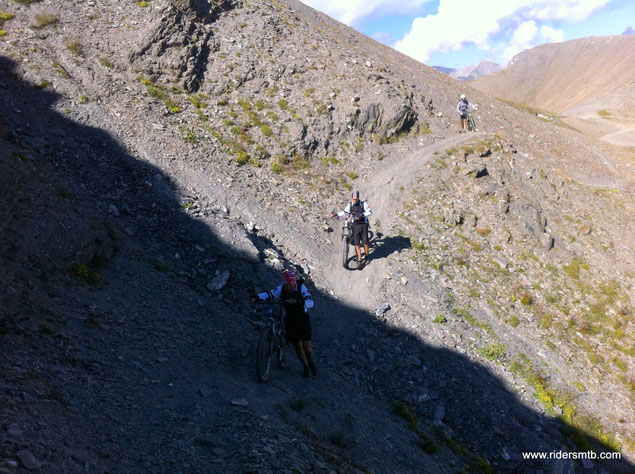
[467, 112, 476, 132]
[254, 301, 286, 382]
[332, 212, 373, 269]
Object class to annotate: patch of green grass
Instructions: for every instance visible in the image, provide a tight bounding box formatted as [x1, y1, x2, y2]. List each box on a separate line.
[291, 155, 310, 169]
[304, 87, 315, 97]
[612, 357, 627, 372]
[563, 257, 588, 280]
[539, 313, 553, 329]
[34, 79, 51, 89]
[508, 315, 520, 327]
[347, 171, 358, 180]
[478, 343, 506, 362]
[188, 94, 206, 109]
[255, 144, 270, 158]
[433, 313, 447, 324]
[445, 147, 458, 156]
[475, 228, 491, 237]
[597, 110, 611, 117]
[12, 0, 43, 4]
[234, 151, 249, 166]
[237, 99, 251, 110]
[0, 11, 14, 36]
[73, 264, 101, 283]
[452, 306, 493, 334]
[436, 429, 492, 473]
[266, 111, 279, 122]
[417, 433, 439, 454]
[520, 293, 533, 305]
[12, 151, 29, 162]
[136, 1, 149, 7]
[32, 12, 58, 29]
[278, 98, 288, 110]
[260, 124, 273, 136]
[66, 41, 83, 56]
[140, 78, 181, 113]
[411, 239, 426, 252]
[392, 402, 418, 433]
[99, 57, 115, 68]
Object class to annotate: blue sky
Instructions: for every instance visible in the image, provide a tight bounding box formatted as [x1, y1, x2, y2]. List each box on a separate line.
[300, 0, 635, 68]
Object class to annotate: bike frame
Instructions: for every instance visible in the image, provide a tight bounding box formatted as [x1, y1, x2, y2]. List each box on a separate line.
[255, 301, 286, 382]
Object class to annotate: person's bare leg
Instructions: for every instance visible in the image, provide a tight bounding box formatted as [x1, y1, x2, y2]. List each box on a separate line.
[293, 342, 308, 365]
[355, 244, 362, 262]
[302, 341, 313, 363]
[303, 341, 317, 375]
[363, 242, 370, 259]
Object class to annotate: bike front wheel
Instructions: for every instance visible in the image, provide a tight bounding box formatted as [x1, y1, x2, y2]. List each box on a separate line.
[255, 325, 274, 382]
[341, 234, 349, 268]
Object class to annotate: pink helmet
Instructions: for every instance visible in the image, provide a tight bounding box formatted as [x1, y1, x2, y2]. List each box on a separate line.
[282, 269, 297, 287]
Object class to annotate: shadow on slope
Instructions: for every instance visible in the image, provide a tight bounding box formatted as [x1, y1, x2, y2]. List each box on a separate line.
[0, 56, 630, 473]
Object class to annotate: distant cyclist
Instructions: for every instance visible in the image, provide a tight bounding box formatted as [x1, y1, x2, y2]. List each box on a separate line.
[331, 190, 372, 265]
[251, 270, 317, 378]
[457, 94, 478, 131]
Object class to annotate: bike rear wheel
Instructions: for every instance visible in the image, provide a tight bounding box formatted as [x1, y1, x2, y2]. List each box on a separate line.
[467, 115, 476, 131]
[256, 325, 274, 382]
[341, 234, 348, 268]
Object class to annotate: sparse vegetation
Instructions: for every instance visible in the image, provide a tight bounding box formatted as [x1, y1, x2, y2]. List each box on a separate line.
[99, 57, 115, 68]
[433, 313, 447, 324]
[73, 264, 101, 283]
[478, 343, 506, 362]
[0, 11, 15, 36]
[33, 13, 59, 29]
[66, 41, 83, 56]
[392, 402, 418, 433]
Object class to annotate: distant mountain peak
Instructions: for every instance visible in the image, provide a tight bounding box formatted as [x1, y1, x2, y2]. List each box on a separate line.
[436, 60, 503, 82]
[623, 26, 634, 35]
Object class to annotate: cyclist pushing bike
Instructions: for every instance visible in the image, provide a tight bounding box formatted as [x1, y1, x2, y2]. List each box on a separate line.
[330, 190, 372, 265]
[457, 94, 478, 131]
[251, 270, 317, 378]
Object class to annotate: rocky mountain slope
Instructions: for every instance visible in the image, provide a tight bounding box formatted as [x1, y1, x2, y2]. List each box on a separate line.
[1, 0, 634, 472]
[470, 36, 635, 147]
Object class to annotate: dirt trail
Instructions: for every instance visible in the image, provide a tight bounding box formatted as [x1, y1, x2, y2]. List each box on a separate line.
[319, 133, 482, 312]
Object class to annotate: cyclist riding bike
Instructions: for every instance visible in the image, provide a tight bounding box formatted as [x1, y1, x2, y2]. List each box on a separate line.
[251, 270, 317, 378]
[331, 190, 372, 265]
[456, 94, 478, 131]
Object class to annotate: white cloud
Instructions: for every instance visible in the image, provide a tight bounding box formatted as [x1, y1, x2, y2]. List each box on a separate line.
[392, 0, 612, 63]
[512, 21, 538, 46]
[300, 0, 428, 26]
[526, 0, 610, 22]
[540, 25, 564, 42]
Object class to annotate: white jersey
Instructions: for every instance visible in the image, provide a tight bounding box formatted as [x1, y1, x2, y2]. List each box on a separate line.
[257, 283, 314, 312]
[337, 200, 372, 223]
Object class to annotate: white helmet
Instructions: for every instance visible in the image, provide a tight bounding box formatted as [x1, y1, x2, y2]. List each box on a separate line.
[460, 94, 466, 100]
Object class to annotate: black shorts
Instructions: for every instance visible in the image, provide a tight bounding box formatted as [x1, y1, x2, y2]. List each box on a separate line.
[459, 113, 467, 119]
[285, 312, 312, 344]
[351, 221, 369, 246]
